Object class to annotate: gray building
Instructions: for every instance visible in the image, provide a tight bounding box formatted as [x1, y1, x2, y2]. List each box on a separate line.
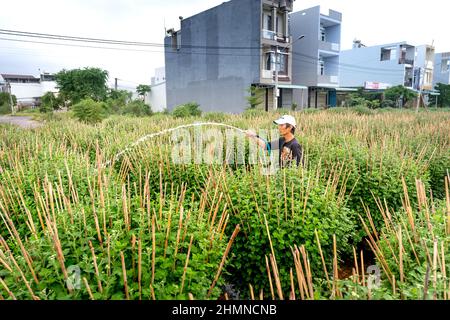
[340, 42, 435, 91]
[164, 0, 300, 113]
[290, 5, 344, 108]
[433, 52, 450, 86]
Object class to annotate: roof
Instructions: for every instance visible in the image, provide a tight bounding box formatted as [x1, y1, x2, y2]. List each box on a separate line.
[1, 74, 40, 80]
[278, 84, 308, 89]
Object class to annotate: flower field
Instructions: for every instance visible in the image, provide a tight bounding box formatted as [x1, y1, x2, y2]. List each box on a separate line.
[0, 108, 449, 300]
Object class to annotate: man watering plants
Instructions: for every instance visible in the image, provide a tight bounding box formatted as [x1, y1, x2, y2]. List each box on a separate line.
[245, 115, 304, 168]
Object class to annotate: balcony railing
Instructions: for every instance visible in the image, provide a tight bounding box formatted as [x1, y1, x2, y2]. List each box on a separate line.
[262, 29, 277, 41]
[262, 69, 273, 79]
[318, 75, 339, 84]
[319, 41, 340, 52]
[399, 58, 414, 65]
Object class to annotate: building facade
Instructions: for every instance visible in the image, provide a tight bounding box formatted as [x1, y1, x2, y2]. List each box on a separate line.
[164, 0, 298, 113]
[433, 52, 450, 86]
[340, 42, 435, 91]
[290, 5, 343, 108]
[0, 73, 58, 107]
[147, 67, 167, 112]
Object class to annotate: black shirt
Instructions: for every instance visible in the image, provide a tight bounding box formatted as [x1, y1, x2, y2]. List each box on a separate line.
[268, 137, 304, 168]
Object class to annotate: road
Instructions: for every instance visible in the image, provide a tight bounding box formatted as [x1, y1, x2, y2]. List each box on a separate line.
[0, 115, 42, 129]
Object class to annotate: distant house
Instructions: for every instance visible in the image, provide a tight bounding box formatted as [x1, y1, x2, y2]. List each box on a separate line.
[146, 67, 167, 112]
[433, 52, 450, 86]
[0, 72, 58, 107]
[340, 42, 435, 92]
[290, 5, 353, 108]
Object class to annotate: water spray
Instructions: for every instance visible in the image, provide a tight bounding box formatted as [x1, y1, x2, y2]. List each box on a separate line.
[101, 122, 250, 169]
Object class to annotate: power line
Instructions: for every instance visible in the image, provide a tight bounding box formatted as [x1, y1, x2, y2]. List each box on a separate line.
[0, 29, 426, 74]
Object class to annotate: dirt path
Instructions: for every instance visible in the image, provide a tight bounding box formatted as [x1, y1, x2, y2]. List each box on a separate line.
[0, 115, 42, 129]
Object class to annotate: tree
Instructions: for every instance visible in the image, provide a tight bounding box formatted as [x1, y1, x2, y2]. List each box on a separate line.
[246, 86, 264, 109]
[106, 89, 132, 114]
[429, 83, 450, 107]
[40, 92, 63, 113]
[384, 85, 416, 107]
[55, 67, 109, 105]
[136, 84, 151, 101]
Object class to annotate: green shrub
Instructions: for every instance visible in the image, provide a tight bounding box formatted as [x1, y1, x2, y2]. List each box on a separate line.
[223, 168, 357, 298]
[121, 100, 152, 117]
[381, 100, 396, 108]
[0, 103, 10, 115]
[172, 102, 202, 118]
[72, 98, 108, 124]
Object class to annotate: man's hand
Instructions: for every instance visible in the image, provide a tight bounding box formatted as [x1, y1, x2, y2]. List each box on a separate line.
[245, 130, 257, 138]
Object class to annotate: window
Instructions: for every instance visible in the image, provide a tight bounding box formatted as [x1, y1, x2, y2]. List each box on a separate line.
[441, 60, 450, 73]
[278, 54, 287, 73]
[319, 59, 324, 75]
[265, 53, 272, 70]
[320, 25, 326, 42]
[263, 13, 272, 31]
[381, 47, 396, 61]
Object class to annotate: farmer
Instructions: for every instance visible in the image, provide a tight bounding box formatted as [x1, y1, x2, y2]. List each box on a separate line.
[246, 115, 304, 168]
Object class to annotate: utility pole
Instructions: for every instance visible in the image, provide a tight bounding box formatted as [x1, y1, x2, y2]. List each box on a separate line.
[114, 78, 118, 91]
[7, 81, 14, 115]
[416, 67, 423, 113]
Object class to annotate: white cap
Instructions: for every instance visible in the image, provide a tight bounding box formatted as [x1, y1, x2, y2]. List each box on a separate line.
[273, 115, 297, 128]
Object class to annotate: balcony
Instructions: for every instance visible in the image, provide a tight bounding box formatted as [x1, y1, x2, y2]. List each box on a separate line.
[399, 58, 414, 65]
[319, 41, 340, 53]
[262, 69, 273, 79]
[261, 30, 290, 44]
[262, 29, 276, 41]
[318, 75, 339, 85]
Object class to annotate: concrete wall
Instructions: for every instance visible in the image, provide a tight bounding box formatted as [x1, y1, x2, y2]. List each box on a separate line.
[340, 43, 406, 87]
[165, 0, 261, 113]
[146, 81, 167, 112]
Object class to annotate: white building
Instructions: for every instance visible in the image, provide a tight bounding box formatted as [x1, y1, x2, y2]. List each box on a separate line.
[1, 73, 58, 107]
[146, 67, 167, 112]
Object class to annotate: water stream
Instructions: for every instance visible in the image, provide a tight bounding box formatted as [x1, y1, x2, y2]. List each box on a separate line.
[101, 122, 248, 168]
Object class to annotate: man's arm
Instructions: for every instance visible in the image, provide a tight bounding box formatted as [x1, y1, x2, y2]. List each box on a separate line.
[245, 130, 269, 150]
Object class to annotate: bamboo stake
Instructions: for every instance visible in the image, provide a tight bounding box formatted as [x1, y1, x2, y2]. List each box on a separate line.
[151, 215, 156, 300]
[249, 284, 255, 300]
[289, 268, 296, 300]
[399, 227, 404, 284]
[88, 241, 103, 294]
[265, 255, 275, 300]
[0, 277, 16, 300]
[179, 235, 194, 296]
[315, 229, 331, 290]
[138, 238, 142, 300]
[120, 251, 129, 300]
[207, 224, 240, 298]
[269, 253, 284, 300]
[83, 277, 95, 300]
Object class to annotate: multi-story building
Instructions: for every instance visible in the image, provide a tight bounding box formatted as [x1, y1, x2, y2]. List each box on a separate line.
[433, 52, 450, 86]
[290, 5, 344, 108]
[340, 42, 435, 91]
[165, 0, 302, 113]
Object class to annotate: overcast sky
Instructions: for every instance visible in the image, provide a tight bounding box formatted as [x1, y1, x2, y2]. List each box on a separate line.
[0, 0, 448, 89]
